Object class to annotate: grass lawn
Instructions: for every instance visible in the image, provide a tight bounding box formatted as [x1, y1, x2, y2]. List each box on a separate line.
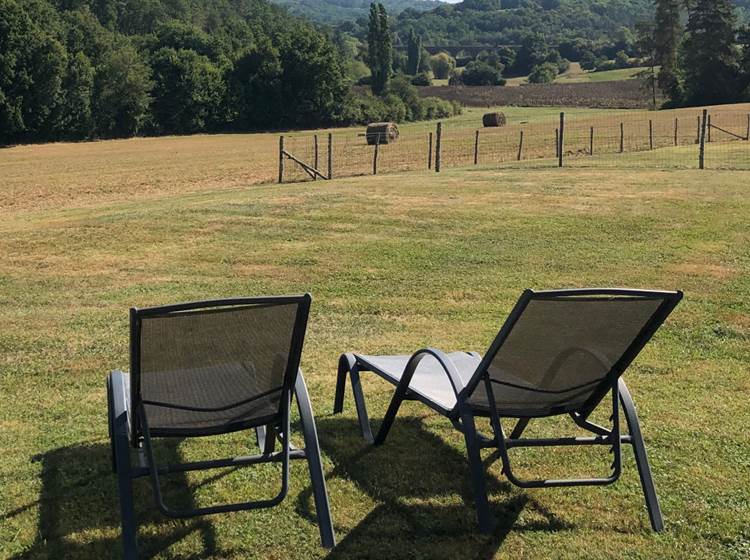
[503, 63, 649, 87]
[0, 159, 749, 559]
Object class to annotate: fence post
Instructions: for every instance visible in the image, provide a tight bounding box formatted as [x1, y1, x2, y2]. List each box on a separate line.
[649, 119, 653, 150]
[428, 132, 433, 169]
[517, 130, 524, 161]
[746, 114, 750, 141]
[474, 130, 479, 165]
[327, 133, 333, 180]
[619, 123, 624, 153]
[313, 134, 319, 181]
[558, 112, 565, 168]
[278, 135, 285, 184]
[699, 109, 707, 170]
[555, 128, 559, 158]
[435, 122, 442, 173]
[589, 126, 594, 156]
[707, 115, 712, 142]
[373, 133, 380, 175]
[674, 118, 678, 146]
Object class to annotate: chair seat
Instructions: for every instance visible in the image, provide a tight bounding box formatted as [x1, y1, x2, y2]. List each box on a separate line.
[121, 370, 281, 437]
[354, 352, 481, 412]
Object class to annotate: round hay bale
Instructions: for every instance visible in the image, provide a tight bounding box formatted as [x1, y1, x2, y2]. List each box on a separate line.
[366, 122, 399, 145]
[482, 112, 507, 127]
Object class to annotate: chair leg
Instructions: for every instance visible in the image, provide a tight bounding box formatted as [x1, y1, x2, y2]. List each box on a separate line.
[333, 354, 353, 414]
[335, 354, 374, 443]
[295, 371, 336, 548]
[460, 407, 494, 534]
[374, 377, 412, 446]
[255, 426, 266, 452]
[619, 379, 664, 532]
[350, 368, 374, 443]
[109, 372, 138, 559]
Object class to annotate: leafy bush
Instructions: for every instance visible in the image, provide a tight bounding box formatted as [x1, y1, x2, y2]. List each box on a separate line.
[595, 59, 618, 72]
[615, 50, 631, 69]
[528, 62, 558, 84]
[411, 71, 433, 86]
[460, 60, 505, 86]
[429, 52, 456, 79]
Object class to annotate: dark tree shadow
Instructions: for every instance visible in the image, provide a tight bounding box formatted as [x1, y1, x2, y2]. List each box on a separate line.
[6, 439, 221, 559]
[296, 416, 572, 560]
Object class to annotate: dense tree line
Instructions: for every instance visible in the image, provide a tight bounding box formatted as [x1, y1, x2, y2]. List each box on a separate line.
[0, 0, 351, 144]
[653, 0, 750, 106]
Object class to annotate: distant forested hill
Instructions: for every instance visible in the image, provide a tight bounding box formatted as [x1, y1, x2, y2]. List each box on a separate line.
[392, 0, 655, 47]
[270, 0, 443, 24]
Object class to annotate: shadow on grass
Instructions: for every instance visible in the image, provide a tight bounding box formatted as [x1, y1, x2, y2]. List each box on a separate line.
[7, 440, 221, 559]
[298, 416, 571, 560]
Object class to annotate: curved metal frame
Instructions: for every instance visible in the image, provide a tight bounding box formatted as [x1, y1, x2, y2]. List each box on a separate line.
[332, 288, 680, 534]
[109, 292, 336, 558]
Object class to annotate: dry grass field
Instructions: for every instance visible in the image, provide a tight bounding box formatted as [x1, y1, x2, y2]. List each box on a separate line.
[1, 133, 749, 559]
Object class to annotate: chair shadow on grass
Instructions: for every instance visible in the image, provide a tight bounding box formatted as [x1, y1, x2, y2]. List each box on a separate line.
[297, 416, 572, 560]
[7, 439, 224, 559]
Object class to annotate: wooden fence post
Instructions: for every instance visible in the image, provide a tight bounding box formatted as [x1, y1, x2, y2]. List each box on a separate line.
[620, 122, 624, 153]
[589, 126, 594, 156]
[699, 109, 707, 170]
[327, 133, 333, 180]
[555, 128, 559, 158]
[707, 115, 712, 142]
[313, 134, 319, 181]
[473, 130, 479, 165]
[428, 132, 433, 169]
[558, 112, 565, 168]
[674, 118, 678, 146]
[373, 133, 380, 175]
[746, 114, 750, 140]
[517, 130, 524, 161]
[278, 135, 285, 184]
[435, 122, 442, 173]
[649, 119, 653, 150]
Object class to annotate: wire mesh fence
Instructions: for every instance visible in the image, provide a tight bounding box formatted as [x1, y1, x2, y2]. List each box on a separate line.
[279, 103, 750, 182]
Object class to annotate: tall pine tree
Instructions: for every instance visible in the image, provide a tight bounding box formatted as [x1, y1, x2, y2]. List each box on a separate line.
[654, 0, 682, 103]
[367, 3, 392, 95]
[406, 28, 421, 75]
[682, 0, 739, 105]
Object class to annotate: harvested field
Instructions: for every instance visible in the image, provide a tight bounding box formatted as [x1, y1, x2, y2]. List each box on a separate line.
[417, 79, 655, 109]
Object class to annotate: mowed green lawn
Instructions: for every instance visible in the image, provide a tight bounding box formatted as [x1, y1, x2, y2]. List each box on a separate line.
[1, 162, 748, 559]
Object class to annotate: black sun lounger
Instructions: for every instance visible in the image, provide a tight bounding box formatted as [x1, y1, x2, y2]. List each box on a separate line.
[107, 295, 335, 559]
[334, 288, 682, 533]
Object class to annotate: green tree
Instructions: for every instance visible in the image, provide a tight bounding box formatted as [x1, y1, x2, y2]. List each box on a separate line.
[150, 47, 225, 134]
[227, 40, 282, 129]
[528, 61, 558, 83]
[682, 0, 739, 105]
[615, 50, 630, 69]
[654, 0, 683, 102]
[277, 26, 349, 125]
[93, 44, 153, 137]
[367, 3, 392, 94]
[461, 60, 504, 85]
[635, 21, 658, 108]
[59, 51, 95, 139]
[406, 27, 421, 75]
[739, 26, 750, 98]
[429, 52, 455, 79]
[0, 0, 67, 144]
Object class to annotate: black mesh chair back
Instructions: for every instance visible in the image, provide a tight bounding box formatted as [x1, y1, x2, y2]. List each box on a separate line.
[463, 289, 682, 417]
[130, 295, 310, 441]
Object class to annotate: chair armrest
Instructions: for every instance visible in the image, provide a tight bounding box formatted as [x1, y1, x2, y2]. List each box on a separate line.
[399, 347, 465, 399]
